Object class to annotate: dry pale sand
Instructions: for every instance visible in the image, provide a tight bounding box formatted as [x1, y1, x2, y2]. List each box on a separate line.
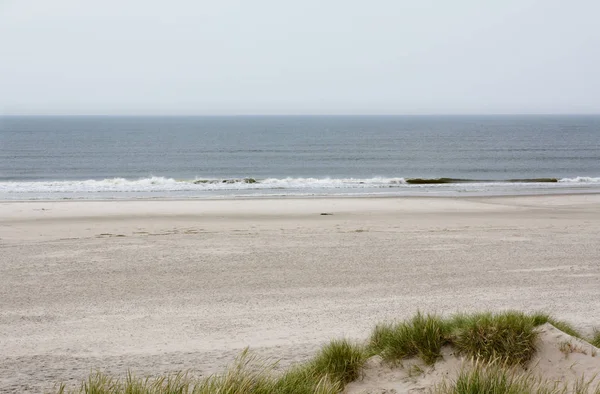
[1, 195, 600, 393]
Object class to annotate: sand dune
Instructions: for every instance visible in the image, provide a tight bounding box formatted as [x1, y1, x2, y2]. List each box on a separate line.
[346, 323, 600, 393]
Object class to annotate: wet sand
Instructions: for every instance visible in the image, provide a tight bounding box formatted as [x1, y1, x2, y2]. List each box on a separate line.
[1, 195, 599, 392]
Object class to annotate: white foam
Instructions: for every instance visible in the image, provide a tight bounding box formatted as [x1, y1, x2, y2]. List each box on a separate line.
[1, 176, 599, 197]
[0, 176, 407, 194]
[258, 177, 407, 188]
[559, 176, 600, 183]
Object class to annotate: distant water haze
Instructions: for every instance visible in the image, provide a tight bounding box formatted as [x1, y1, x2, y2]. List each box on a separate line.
[1, 115, 599, 199]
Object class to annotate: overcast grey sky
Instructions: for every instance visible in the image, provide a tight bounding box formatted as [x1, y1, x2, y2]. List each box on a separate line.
[1, 0, 599, 115]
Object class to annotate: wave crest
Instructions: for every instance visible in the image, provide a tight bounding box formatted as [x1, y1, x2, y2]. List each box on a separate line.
[1, 175, 600, 194]
[559, 176, 600, 183]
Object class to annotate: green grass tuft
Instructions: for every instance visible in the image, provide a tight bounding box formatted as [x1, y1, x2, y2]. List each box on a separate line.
[450, 311, 538, 366]
[56, 343, 357, 394]
[530, 312, 583, 338]
[191, 349, 276, 394]
[309, 339, 366, 385]
[272, 364, 339, 394]
[56, 371, 193, 394]
[368, 311, 557, 366]
[370, 311, 543, 366]
[434, 362, 561, 394]
[436, 363, 600, 394]
[591, 329, 600, 349]
[369, 312, 448, 365]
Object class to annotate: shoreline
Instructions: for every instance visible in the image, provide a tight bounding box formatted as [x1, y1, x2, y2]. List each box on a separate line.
[2, 175, 600, 203]
[2, 187, 600, 204]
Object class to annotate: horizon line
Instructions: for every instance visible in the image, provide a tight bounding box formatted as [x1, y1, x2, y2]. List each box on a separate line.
[2, 113, 600, 117]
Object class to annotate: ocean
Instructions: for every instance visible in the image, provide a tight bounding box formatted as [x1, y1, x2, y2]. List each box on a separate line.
[1, 115, 599, 200]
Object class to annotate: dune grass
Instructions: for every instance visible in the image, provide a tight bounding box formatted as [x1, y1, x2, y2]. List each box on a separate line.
[56, 371, 195, 394]
[272, 339, 366, 393]
[591, 329, 600, 348]
[56, 311, 598, 394]
[56, 341, 363, 394]
[435, 362, 600, 394]
[190, 350, 278, 394]
[309, 339, 366, 384]
[270, 365, 340, 394]
[369, 310, 543, 366]
[435, 362, 562, 394]
[369, 312, 449, 365]
[450, 311, 539, 366]
[435, 362, 550, 394]
[530, 312, 583, 338]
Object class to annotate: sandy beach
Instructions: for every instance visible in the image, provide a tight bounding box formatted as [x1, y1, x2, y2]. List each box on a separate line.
[1, 195, 600, 393]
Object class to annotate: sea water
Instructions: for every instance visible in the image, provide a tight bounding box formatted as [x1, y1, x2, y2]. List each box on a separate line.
[1, 115, 599, 200]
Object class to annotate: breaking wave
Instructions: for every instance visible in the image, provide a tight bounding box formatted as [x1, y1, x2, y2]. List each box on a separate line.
[558, 176, 600, 183]
[1, 176, 600, 195]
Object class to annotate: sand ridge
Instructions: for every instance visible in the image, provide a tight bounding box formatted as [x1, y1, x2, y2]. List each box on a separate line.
[345, 324, 600, 393]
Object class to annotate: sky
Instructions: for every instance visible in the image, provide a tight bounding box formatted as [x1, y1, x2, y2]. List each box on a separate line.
[1, 0, 599, 115]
